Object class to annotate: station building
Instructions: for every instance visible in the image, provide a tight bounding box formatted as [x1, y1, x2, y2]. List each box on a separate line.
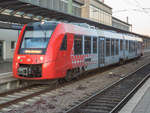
[20, 0, 84, 17]
[112, 17, 131, 31]
[19, 0, 129, 31]
[0, 0, 149, 61]
[81, 0, 112, 26]
[0, 23, 20, 62]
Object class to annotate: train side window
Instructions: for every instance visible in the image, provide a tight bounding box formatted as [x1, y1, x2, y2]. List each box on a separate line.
[133, 41, 135, 52]
[126, 40, 128, 50]
[129, 41, 133, 53]
[111, 39, 114, 56]
[120, 40, 123, 51]
[74, 35, 83, 55]
[116, 39, 119, 55]
[93, 37, 97, 53]
[60, 34, 67, 50]
[106, 38, 110, 56]
[136, 42, 138, 50]
[134, 42, 136, 51]
[84, 36, 91, 54]
[138, 42, 141, 49]
[132, 41, 134, 52]
[129, 41, 131, 52]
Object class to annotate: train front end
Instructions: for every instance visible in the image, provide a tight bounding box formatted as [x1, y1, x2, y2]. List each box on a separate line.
[13, 22, 58, 80]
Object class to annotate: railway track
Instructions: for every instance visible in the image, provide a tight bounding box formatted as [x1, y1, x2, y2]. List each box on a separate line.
[0, 81, 58, 111]
[0, 53, 150, 112]
[65, 62, 150, 113]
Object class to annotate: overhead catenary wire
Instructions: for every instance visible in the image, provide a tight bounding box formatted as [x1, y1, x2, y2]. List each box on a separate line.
[130, 0, 150, 16]
[114, 0, 150, 16]
[113, 8, 150, 13]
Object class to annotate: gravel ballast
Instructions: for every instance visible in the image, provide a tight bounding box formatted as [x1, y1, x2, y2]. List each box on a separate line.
[3, 53, 150, 113]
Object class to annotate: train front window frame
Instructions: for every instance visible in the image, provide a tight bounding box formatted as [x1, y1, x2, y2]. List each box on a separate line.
[19, 22, 57, 54]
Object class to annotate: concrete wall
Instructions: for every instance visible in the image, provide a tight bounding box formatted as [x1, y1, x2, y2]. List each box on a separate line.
[4, 41, 15, 61]
[0, 29, 19, 41]
[0, 29, 19, 61]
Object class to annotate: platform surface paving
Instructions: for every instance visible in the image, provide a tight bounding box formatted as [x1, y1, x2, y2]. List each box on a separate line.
[0, 62, 12, 74]
[119, 77, 150, 113]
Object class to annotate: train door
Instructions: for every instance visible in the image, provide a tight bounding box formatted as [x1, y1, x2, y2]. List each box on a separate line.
[0, 41, 3, 60]
[99, 37, 105, 67]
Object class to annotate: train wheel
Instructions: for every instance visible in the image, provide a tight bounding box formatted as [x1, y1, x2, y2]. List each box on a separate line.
[64, 70, 73, 82]
[119, 59, 124, 65]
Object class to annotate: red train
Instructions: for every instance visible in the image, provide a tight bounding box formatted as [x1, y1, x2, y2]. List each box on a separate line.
[13, 21, 143, 80]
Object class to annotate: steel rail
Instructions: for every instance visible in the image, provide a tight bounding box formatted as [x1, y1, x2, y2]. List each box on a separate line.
[0, 53, 150, 111]
[65, 62, 150, 113]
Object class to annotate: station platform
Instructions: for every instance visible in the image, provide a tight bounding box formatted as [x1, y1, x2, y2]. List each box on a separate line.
[119, 77, 150, 113]
[0, 62, 30, 93]
[144, 49, 150, 53]
[0, 62, 12, 74]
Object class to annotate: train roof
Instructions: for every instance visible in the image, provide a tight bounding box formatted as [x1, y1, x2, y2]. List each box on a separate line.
[27, 21, 143, 42]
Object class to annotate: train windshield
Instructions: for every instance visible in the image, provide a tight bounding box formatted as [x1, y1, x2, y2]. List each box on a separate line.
[19, 22, 57, 54]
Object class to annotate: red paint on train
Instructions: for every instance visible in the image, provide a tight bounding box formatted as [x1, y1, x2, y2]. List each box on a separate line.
[13, 22, 91, 80]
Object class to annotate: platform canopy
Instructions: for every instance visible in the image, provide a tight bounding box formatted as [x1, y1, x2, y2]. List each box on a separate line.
[0, 0, 149, 38]
[0, 0, 91, 24]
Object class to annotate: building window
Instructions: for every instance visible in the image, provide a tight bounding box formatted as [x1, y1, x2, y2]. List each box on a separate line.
[93, 37, 97, 53]
[72, 2, 81, 16]
[111, 39, 114, 56]
[11, 41, 15, 49]
[116, 39, 119, 55]
[59, 0, 68, 13]
[89, 5, 111, 25]
[74, 35, 82, 55]
[60, 35, 67, 50]
[84, 36, 91, 54]
[120, 40, 123, 51]
[106, 38, 110, 56]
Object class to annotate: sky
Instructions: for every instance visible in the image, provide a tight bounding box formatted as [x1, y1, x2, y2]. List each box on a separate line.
[104, 0, 150, 36]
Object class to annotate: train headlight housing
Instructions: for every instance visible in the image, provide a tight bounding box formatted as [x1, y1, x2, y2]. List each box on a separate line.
[40, 57, 44, 61]
[17, 56, 20, 60]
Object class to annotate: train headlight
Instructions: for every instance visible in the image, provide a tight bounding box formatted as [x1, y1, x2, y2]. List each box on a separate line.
[17, 56, 20, 60]
[41, 21, 45, 25]
[40, 57, 44, 61]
